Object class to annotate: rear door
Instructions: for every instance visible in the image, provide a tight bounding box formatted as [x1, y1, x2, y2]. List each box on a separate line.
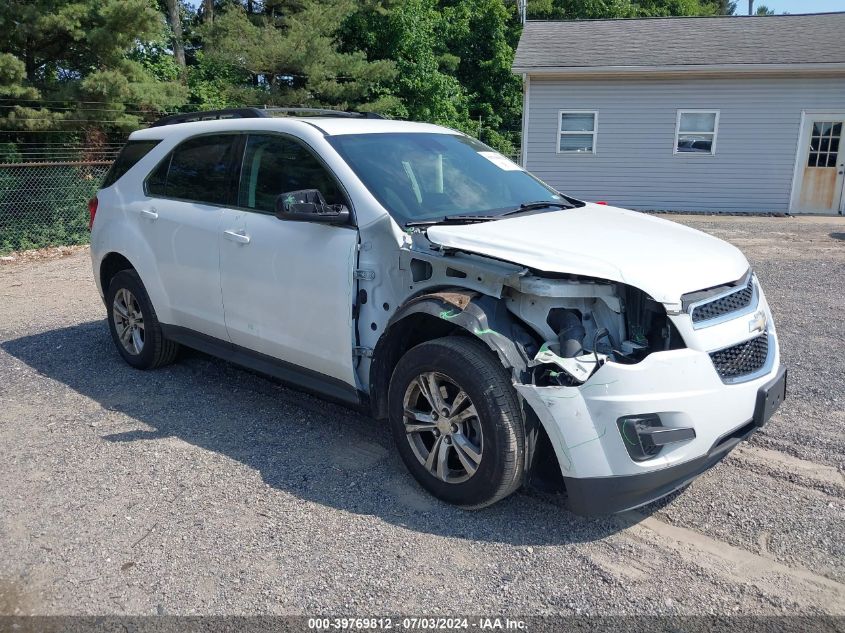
[218, 132, 359, 389]
[138, 133, 241, 340]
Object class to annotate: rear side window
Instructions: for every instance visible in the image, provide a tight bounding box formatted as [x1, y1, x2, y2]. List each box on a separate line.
[102, 140, 160, 188]
[145, 134, 239, 205]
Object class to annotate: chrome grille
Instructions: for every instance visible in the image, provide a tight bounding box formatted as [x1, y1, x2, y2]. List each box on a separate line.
[692, 275, 754, 324]
[709, 333, 769, 381]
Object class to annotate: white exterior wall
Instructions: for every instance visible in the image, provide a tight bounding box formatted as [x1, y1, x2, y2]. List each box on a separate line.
[523, 75, 845, 212]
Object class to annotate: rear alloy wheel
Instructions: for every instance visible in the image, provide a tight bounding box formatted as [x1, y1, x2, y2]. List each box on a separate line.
[388, 336, 525, 508]
[112, 287, 145, 355]
[106, 269, 179, 370]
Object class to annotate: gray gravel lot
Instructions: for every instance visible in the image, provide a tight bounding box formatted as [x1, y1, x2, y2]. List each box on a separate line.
[0, 215, 843, 616]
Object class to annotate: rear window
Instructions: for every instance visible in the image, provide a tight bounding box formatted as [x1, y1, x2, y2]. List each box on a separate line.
[102, 140, 160, 188]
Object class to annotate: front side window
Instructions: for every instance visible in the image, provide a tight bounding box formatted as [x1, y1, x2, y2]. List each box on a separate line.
[237, 134, 345, 213]
[675, 111, 719, 155]
[328, 133, 570, 225]
[558, 111, 597, 153]
[145, 134, 239, 205]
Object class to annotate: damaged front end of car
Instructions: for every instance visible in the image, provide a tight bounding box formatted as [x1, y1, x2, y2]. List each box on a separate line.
[505, 273, 685, 389]
[359, 223, 729, 512]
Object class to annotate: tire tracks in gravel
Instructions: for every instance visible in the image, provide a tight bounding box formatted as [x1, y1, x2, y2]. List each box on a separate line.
[621, 514, 845, 613]
[730, 444, 845, 495]
[527, 442, 845, 614]
[555, 505, 845, 613]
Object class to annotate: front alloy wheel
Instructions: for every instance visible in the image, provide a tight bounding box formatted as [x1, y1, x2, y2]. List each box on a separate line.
[388, 336, 525, 509]
[403, 371, 484, 484]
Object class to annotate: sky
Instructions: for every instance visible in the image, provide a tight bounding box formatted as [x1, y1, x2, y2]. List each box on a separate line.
[751, 0, 845, 13]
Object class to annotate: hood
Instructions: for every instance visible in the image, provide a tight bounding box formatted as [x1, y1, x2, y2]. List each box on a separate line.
[425, 203, 749, 306]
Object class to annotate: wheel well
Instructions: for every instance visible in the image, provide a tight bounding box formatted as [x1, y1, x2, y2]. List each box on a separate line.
[368, 312, 465, 420]
[99, 252, 134, 294]
[368, 309, 566, 495]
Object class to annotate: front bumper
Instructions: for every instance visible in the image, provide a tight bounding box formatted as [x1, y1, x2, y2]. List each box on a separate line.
[516, 334, 784, 515]
[563, 417, 756, 515]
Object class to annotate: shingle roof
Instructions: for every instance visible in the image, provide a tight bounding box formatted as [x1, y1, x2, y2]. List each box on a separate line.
[513, 13, 845, 71]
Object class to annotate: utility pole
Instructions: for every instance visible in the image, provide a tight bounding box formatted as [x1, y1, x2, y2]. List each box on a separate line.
[748, 0, 754, 15]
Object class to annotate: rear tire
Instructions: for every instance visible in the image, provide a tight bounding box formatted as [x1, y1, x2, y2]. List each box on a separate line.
[388, 336, 525, 509]
[106, 269, 179, 369]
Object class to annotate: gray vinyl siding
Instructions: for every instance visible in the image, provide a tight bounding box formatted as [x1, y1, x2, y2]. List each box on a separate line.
[523, 75, 845, 212]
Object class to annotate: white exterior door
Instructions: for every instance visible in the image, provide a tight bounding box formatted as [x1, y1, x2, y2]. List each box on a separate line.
[792, 114, 845, 214]
[136, 133, 241, 340]
[218, 133, 359, 387]
[135, 197, 226, 339]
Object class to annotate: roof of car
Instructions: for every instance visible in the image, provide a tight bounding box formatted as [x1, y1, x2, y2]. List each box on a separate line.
[513, 12, 845, 73]
[131, 117, 456, 140]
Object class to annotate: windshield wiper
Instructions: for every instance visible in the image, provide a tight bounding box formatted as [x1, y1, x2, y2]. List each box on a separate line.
[405, 201, 573, 227]
[405, 215, 499, 227]
[501, 200, 574, 216]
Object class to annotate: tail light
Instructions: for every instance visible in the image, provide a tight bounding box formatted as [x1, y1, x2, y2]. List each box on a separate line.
[595, 201, 608, 205]
[88, 196, 98, 230]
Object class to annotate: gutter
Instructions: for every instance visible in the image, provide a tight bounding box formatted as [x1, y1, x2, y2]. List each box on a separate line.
[511, 62, 845, 78]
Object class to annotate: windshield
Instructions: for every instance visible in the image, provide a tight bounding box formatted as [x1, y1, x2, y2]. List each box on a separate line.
[327, 133, 573, 225]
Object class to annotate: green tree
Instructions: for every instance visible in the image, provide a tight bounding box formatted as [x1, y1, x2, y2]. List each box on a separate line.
[528, 0, 634, 19]
[633, 0, 721, 15]
[0, 54, 39, 100]
[705, 0, 737, 13]
[438, 0, 523, 153]
[197, 1, 397, 111]
[0, 0, 187, 131]
[341, 0, 473, 130]
[529, 0, 725, 18]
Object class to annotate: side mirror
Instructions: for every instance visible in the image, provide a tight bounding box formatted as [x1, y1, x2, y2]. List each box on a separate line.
[275, 189, 350, 225]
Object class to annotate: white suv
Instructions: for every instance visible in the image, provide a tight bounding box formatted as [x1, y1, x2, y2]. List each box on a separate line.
[90, 108, 786, 514]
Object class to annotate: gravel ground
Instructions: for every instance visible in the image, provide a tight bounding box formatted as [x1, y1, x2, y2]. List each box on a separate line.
[0, 215, 843, 616]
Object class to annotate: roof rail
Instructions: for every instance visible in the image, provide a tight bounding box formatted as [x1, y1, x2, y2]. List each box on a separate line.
[150, 108, 265, 127]
[150, 107, 386, 128]
[261, 107, 386, 119]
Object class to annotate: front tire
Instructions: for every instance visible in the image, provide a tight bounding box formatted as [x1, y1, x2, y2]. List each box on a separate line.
[106, 269, 178, 369]
[388, 336, 525, 508]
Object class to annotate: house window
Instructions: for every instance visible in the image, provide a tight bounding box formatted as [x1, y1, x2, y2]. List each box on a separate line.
[558, 111, 597, 154]
[675, 110, 719, 155]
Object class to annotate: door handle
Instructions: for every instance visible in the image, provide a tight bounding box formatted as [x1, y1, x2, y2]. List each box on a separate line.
[139, 208, 158, 220]
[223, 229, 251, 244]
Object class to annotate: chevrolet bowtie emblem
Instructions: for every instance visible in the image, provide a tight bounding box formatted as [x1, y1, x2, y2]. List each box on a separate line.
[749, 310, 767, 334]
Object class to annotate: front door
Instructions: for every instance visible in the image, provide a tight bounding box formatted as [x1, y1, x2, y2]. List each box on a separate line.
[794, 116, 844, 214]
[218, 133, 359, 389]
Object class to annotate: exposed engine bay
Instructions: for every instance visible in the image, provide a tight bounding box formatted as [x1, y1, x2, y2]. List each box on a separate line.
[504, 274, 684, 387]
[361, 228, 688, 411]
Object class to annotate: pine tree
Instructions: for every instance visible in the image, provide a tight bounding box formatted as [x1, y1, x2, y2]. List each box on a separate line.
[0, 0, 187, 131]
[197, 0, 397, 112]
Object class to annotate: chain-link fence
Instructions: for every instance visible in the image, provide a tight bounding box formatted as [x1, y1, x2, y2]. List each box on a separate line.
[0, 160, 112, 254]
